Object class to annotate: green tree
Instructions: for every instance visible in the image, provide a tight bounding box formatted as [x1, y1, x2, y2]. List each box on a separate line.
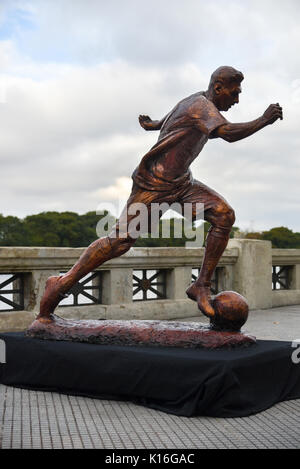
[24, 212, 80, 247]
[0, 211, 116, 247]
[1, 210, 299, 249]
[261, 226, 300, 248]
[0, 214, 28, 246]
[245, 231, 263, 240]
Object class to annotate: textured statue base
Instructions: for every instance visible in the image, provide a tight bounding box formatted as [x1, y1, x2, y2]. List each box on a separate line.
[26, 314, 256, 349]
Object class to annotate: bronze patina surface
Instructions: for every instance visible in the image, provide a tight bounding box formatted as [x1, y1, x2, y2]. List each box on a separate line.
[26, 66, 282, 346]
[210, 291, 249, 332]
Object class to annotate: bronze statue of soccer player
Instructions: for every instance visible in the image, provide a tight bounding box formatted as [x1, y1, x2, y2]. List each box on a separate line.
[37, 66, 283, 323]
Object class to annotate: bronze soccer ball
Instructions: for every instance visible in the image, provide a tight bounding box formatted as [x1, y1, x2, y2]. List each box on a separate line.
[210, 291, 249, 332]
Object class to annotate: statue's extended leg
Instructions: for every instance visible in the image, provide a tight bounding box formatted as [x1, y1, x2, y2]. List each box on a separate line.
[186, 201, 235, 318]
[38, 235, 136, 322]
[37, 183, 159, 322]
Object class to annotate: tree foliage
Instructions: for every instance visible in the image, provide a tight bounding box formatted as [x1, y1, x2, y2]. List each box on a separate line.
[0, 211, 111, 247]
[261, 226, 300, 248]
[244, 226, 300, 248]
[0, 212, 299, 248]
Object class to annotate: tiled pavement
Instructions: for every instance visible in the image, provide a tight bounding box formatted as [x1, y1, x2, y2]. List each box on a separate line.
[0, 305, 300, 449]
[0, 386, 299, 449]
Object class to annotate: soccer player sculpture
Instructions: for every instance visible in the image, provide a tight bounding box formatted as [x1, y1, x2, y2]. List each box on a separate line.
[26, 66, 283, 349]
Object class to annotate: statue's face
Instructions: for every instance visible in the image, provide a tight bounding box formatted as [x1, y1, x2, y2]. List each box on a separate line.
[214, 82, 242, 111]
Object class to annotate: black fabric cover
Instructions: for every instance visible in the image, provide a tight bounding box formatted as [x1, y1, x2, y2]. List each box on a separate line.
[0, 332, 299, 417]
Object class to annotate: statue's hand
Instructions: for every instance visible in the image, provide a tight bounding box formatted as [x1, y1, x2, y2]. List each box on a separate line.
[262, 103, 283, 125]
[139, 115, 154, 130]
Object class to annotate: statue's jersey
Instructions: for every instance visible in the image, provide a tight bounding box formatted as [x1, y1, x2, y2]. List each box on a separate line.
[132, 92, 227, 191]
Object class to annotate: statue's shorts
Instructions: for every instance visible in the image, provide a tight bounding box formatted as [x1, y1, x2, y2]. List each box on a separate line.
[110, 175, 234, 241]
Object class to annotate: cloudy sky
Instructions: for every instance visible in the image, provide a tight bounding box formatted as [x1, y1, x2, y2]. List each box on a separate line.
[0, 0, 299, 231]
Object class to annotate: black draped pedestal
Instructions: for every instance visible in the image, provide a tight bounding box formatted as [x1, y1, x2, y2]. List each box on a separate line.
[0, 332, 299, 417]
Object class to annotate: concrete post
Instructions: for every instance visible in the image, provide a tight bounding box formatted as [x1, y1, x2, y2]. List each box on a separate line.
[25, 270, 61, 312]
[217, 266, 234, 292]
[291, 264, 300, 290]
[101, 268, 133, 304]
[166, 266, 192, 300]
[228, 239, 272, 310]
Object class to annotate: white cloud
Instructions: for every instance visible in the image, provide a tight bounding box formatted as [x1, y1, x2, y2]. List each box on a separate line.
[91, 176, 132, 202]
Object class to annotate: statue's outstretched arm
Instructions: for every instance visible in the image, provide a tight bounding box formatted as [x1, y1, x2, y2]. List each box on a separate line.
[214, 103, 283, 143]
[138, 114, 169, 131]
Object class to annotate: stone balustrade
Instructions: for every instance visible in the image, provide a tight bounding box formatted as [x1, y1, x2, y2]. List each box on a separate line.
[0, 239, 299, 331]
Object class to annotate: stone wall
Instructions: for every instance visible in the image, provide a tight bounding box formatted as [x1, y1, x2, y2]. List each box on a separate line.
[0, 240, 299, 331]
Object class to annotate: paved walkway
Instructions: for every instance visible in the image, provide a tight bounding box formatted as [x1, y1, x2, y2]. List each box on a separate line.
[0, 305, 300, 449]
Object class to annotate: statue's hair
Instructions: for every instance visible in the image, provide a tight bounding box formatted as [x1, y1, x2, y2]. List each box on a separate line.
[208, 66, 244, 90]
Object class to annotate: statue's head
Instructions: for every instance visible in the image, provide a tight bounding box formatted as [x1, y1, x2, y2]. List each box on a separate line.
[208, 66, 244, 111]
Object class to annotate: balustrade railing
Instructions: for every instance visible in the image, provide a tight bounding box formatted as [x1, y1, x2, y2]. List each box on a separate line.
[0, 240, 299, 331]
[0, 273, 24, 311]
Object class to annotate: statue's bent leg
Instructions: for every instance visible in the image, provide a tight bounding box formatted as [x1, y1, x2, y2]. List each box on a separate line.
[181, 180, 235, 317]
